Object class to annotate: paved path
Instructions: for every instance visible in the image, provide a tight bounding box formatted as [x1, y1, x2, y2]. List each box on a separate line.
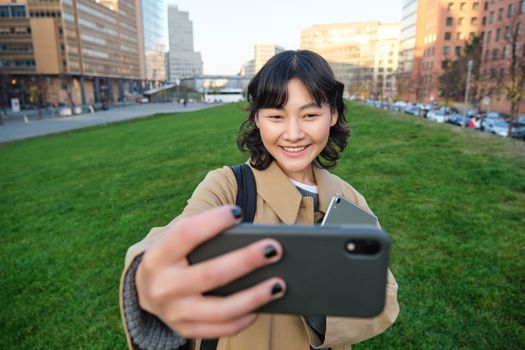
[0, 102, 222, 144]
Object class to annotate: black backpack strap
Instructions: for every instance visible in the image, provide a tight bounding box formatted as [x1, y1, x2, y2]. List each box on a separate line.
[230, 164, 257, 223]
[200, 339, 218, 350]
[200, 164, 257, 350]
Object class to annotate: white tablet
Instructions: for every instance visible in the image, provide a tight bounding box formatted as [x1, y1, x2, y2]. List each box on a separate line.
[321, 194, 378, 226]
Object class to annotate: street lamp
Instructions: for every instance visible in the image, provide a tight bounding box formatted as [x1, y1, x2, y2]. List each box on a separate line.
[463, 59, 474, 116]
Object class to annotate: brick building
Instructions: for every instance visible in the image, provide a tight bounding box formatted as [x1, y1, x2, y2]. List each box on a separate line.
[479, 0, 525, 113]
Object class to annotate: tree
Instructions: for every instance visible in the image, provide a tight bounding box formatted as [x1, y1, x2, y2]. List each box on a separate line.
[438, 35, 483, 106]
[502, 14, 525, 135]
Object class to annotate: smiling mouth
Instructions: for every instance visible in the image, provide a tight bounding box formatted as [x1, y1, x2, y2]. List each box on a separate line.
[280, 145, 309, 153]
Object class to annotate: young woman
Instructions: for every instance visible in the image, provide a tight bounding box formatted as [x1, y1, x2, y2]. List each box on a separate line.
[120, 50, 399, 350]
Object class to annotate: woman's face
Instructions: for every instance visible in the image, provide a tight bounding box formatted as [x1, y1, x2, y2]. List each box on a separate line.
[256, 78, 338, 184]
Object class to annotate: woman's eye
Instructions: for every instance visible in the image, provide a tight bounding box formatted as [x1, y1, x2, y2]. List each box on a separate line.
[304, 114, 319, 119]
[268, 115, 283, 120]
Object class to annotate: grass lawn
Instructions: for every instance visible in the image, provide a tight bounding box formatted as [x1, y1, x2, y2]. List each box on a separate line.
[1, 102, 524, 349]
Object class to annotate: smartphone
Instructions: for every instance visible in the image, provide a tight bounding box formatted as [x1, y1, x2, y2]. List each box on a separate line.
[188, 224, 390, 317]
[321, 194, 378, 226]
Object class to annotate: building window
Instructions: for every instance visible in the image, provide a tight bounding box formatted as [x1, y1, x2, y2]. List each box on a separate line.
[460, 2, 467, 10]
[517, 22, 522, 36]
[473, 2, 479, 10]
[448, 2, 454, 11]
[445, 32, 452, 40]
[457, 32, 464, 40]
[484, 49, 489, 62]
[502, 45, 508, 59]
[482, 16, 487, 25]
[484, 1, 489, 11]
[498, 8, 503, 21]
[521, 0, 525, 14]
[492, 48, 499, 60]
[446, 16, 453, 26]
[458, 17, 465, 25]
[456, 46, 462, 55]
[489, 11, 494, 23]
[470, 32, 475, 40]
[0, 4, 26, 18]
[505, 25, 511, 38]
[496, 27, 500, 41]
[0, 6, 9, 18]
[471, 17, 478, 25]
[508, 4, 515, 17]
[487, 30, 492, 43]
[442, 60, 449, 69]
[443, 46, 450, 55]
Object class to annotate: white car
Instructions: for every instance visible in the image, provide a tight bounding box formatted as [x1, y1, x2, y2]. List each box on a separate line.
[58, 106, 72, 116]
[484, 119, 510, 136]
[427, 110, 447, 123]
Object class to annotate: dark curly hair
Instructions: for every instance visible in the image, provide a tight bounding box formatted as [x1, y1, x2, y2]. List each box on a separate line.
[237, 50, 349, 170]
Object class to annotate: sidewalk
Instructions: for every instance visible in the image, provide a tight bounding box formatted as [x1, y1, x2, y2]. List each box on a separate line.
[0, 102, 222, 144]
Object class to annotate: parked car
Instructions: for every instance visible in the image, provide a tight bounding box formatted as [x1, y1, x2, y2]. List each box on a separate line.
[512, 115, 525, 127]
[136, 96, 149, 103]
[510, 126, 525, 139]
[486, 112, 510, 121]
[447, 114, 469, 127]
[73, 106, 83, 115]
[58, 106, 72, 116]
[405, 105, 420, 115]
[466, 109, 479, 118]
[427, 110, 447, 123]
[484, 119, 510, 136]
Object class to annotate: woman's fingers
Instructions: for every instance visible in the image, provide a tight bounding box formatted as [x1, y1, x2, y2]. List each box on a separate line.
[141, 238, 283, 305]
[174, 314, 258, 339]
[184, 238, 283, 294]
[146, 206, 242, 267]
[176, 277, 286, 324]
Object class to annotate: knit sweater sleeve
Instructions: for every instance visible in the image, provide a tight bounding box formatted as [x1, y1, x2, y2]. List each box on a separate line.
[123, 254, 189, 350]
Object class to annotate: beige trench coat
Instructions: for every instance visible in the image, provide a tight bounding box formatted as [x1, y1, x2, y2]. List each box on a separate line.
[120, 161, 399, 350]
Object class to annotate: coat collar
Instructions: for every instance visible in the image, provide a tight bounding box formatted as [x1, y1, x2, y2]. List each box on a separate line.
[249, 161, 344, 224]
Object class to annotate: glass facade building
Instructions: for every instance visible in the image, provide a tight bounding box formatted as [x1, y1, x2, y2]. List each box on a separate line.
[141, 0, 168, 82]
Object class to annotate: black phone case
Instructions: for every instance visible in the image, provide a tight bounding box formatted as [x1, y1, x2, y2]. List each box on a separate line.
[188, 224, 390, 317]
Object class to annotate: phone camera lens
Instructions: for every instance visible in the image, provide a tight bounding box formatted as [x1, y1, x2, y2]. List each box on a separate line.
[345, 239, 381, 255]
[335, 197, 341, 204]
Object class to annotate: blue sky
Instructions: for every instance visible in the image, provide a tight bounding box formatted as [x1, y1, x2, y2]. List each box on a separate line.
[170, 0, 404, 75]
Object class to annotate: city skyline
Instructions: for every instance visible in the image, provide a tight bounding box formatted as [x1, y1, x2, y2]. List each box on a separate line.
[170, 0, 404, 75]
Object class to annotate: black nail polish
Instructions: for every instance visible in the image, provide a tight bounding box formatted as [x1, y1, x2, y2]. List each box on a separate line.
[231, 207, 242, 219]
[263, 245, 277, 259]
[271, 283, 283, 295]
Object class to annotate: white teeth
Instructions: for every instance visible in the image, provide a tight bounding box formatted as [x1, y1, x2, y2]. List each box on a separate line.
[282, 146, 306, 152]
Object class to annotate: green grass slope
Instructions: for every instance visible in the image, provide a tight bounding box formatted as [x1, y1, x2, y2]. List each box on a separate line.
[1, 102, 524, 349]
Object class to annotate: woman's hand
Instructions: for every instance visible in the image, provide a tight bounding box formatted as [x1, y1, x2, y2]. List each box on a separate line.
[135, 206, 285, 339]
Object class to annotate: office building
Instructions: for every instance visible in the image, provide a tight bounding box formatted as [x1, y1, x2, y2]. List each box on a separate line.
[254, 42, 285, 73]
[417, 0, 483, 101]
[479, 0, 525, 113]
[301, 21, 400, 99]
[140, 0, 167, 84]
[0, 0, 145, 107]
[397, 0, 428, 100]
[239, 59, 255, 77]
[167, 4, 202, 83]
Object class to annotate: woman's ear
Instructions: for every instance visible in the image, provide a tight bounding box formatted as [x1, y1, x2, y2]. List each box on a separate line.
[330, 110, 338, 126]
[255, 113, 260, 128]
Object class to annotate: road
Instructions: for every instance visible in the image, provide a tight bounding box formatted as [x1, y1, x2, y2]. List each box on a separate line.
[0, 102, 222, 144]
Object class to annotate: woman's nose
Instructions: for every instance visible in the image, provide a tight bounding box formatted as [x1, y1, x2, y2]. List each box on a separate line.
[283, 119, 305, 141]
